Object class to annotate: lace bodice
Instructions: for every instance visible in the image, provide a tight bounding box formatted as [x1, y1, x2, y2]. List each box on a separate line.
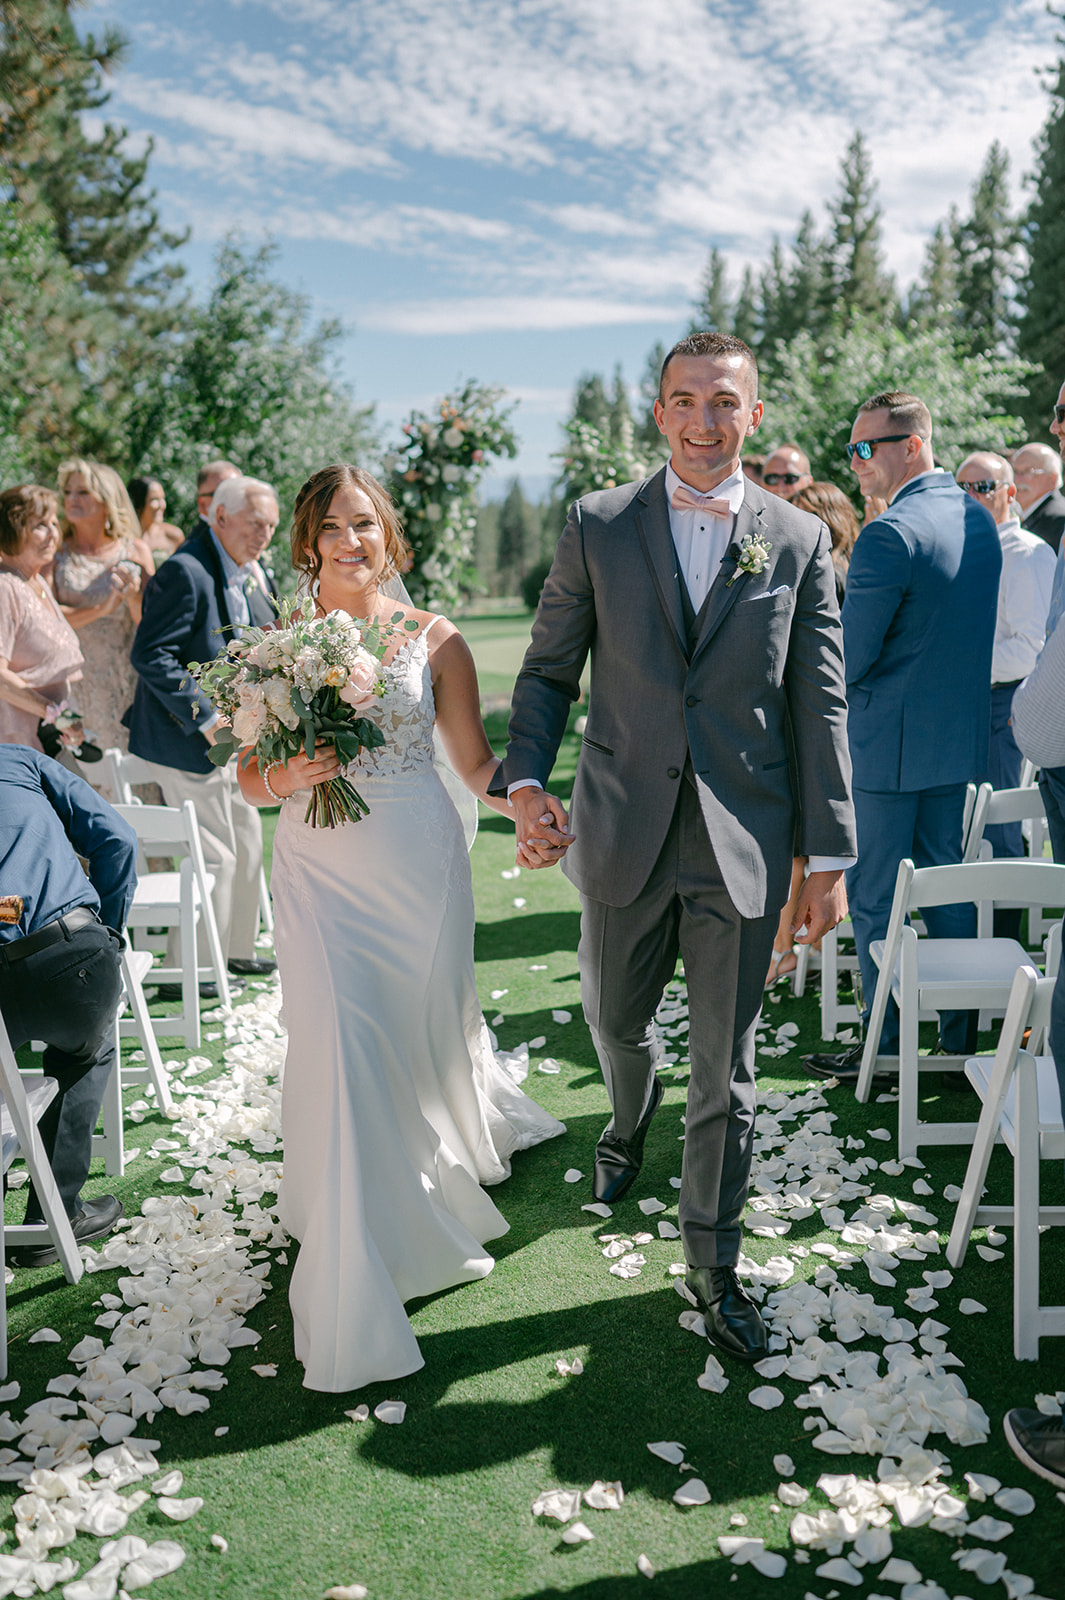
[344, 620, 439, 778]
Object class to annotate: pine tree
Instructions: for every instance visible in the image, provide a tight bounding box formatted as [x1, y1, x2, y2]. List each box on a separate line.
[906, 217, 961, 331]
[690, 247, 731, 332]
[572, 372, 612, 432]
[496, 479, 535, 594]
[952, 142, 1019, 355]
[732, 266, 758, 348]
[1019, 50, 1065, 430]
[825, 130, 896, 326]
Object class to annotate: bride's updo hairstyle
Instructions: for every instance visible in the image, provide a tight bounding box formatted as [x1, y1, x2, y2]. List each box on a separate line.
[290, 463, 410, 586]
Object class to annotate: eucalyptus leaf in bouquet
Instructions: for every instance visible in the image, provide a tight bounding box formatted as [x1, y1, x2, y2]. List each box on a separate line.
[188, 597, 417, 827]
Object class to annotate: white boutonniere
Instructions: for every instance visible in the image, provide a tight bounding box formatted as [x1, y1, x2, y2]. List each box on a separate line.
[725, 532, 772, 587]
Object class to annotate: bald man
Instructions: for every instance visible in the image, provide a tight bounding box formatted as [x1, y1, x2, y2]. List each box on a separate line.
[1014, 442, 1065, 555]
[761, 444, 812, 501]
[956, 452, 1054, 925]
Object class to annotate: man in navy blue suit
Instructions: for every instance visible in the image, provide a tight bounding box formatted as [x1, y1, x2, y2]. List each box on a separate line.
[128, 475, 279, 984]
[807, 391, 1002, 1080]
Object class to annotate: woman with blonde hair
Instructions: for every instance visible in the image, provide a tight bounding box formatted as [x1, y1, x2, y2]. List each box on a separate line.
[52, 459, 154, 754]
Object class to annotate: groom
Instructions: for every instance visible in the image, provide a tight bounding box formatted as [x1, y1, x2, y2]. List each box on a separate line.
[491, 331, 856, 1361]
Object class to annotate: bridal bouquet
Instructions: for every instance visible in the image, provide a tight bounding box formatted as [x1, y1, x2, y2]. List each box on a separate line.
[189, 597, 417, 827]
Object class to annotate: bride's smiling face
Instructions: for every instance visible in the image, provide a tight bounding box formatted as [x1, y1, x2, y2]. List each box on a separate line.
[315, 485, 387, 603]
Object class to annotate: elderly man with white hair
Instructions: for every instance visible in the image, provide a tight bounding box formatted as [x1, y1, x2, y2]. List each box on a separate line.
[127, 475, 280, 988]
[1013, 440, 1065, 554]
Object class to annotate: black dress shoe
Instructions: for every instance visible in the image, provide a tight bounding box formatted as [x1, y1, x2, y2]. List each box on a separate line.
[685, 1264, 768, 1363]
[153, 978, 245, 1002]
[592, 1076, 664, 1204]
[804, 1041, 895, 1084]
[227, 957, 277, 976]
[9, 1195, 124, 1269]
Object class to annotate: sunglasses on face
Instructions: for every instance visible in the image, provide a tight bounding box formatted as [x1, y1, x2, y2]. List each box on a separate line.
[958, 480, 1008, 495]
[763, 472, 802, 486]
[1054, 405, 1065, 425]
[845, 434, 913, 462]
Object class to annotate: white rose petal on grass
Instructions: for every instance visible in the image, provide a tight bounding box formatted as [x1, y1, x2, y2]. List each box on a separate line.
[637, 1197, 666, 1215]
[814, 1557, 864, 1586]
[157, 1495, 204, 1521]
[529, 1036, 547, 1048]
[561, 1520, 594, 1544]
[582, 1202, 613, 1219]
[214, 1426, 229, 1437]
[749, 1386, 785, 1410]
[211, 1534, 229, 1552]
[959, 1298, 987, 1315]
[323, 1587, 368, 1600]
[490, 989, 507, 1000]
[965, 1472, 1001, 1501]
[152, 1470, 184, 1495]
[637, 1553, 655, 1578]
[584, 1480, 624, 1510]
[994, 1487, 1036, 1515]
[121, 1540, 187, 1588]
[879, 1558, 923, 1584]
[551, 1010, 572, 1024]
[673, 1478, 711, 1506]
[345, 1406, 370, 1422]
[718, 1536, 762, 1561]
[657, 1220, 680, 1238]
[751, 1551, 787, 1579]
[563, 1169, 583, 1184]
[967, 1514, 1014, 1541]
[532, 1488, 583, 1522]
[753, 1354, 788, 1380]
[512, 898, 526, 908]
[777, 1482, 810, 1506]
[697, 1352, 729, 1393]
[954, 1548, 1008, 1585]
[868, 1128, 892, 1141]
[538, 1058, 562, 1074]
[555, 1357, 584, 1377]
[250, 1363, 277, 1377]
[28, 1328, 61, 1344]
[373, 1400, 406, 1425]
[647, 1441, 686, 1465]
[773, 1454, 796, 1478]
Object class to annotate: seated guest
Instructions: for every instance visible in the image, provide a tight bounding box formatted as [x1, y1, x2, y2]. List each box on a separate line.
[792, 481, 859, 604]
[956, 453, 1054, 933]
[1013, 441, 1065, 554]
[128, 476, 184, 566]
[189, 459, 240, 540]
[761, 443, 813, 501]
[0, 486, 85, 753]
[53, 460, 153, 758]
[1, 743, 136, 1266]
[128, 475, 280, 986]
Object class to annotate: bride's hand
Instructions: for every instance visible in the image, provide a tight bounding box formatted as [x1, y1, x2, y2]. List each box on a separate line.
[270, 743, 342, 797]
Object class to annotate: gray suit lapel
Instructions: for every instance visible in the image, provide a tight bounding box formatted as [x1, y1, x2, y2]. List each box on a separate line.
[690, 497, 768, 665]
[634, 468, 687, 658]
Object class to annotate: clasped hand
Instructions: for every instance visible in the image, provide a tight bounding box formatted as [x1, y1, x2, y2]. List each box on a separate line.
[510, 787, 575, 870]
[791, 869, 848, 943]
[265, 742, 341, 799]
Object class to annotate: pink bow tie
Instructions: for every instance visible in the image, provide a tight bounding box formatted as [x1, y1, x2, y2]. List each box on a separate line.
[670, 485, 731, 518]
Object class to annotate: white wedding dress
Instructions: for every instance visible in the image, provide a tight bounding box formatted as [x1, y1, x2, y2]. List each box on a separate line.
[271, 617, 565, 1392]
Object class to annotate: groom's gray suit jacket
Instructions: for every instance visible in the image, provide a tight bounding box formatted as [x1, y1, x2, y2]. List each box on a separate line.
[493, 468, 856, 918]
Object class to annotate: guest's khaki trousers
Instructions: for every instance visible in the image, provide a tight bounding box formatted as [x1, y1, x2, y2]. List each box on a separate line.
[141, 761, 263, 964]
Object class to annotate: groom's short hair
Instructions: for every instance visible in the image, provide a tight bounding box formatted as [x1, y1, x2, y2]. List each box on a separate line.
[659, 331, 758, 401]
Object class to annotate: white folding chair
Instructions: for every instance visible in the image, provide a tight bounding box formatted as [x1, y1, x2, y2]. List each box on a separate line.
[1019, 759, 1038, 789]
[104, 747, 273, 940]
[964, 782, 1059, 948]
[854, 858, 1065, 1156]
[946, 966, 1065, 1360]
[111, 799, 231, 1048]
[0, 1011, 84, 1375]
[817, 917, 862, 1040]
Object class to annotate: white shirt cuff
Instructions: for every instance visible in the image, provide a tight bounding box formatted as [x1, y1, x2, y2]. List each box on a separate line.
[506, 779, 543, 800]
[200, 711, 220, 733]
[808, 856, 857, 873]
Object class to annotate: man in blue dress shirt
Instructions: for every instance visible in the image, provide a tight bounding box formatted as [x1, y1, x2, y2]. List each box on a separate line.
[0, 745, 137, 1266]
[807, 391, 1002, 1080]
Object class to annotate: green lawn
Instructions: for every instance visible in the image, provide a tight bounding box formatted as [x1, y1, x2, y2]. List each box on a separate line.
[455, 609, 536, 702]
[4, 725, 1064, 1600]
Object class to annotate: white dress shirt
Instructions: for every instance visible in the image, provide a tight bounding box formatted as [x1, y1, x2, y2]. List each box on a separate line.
[991, 515, 1056, 684]
[664, 461, 745, 610]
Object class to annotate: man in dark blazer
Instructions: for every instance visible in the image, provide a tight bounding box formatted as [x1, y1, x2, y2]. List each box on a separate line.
[128, 475, 279, 981]
[1014, 442, 1065, 555]
[807, 392, 1002, 1082]
[492, 332, 856, 1362]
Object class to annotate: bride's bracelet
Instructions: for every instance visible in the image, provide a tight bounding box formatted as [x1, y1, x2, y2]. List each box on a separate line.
[262, 762, 285, 803]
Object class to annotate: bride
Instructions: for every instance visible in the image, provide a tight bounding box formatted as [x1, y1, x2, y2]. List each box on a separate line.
[237, 463, 564, 1392]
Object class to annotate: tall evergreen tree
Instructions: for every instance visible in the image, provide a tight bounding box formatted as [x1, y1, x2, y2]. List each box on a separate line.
[952, 142, 1019, 355]
[1019, 49, 1065, 430]
[906, 217, 961, 331]
[732, 265, 758, 348]
[825, 130, 896, 326]
[690, 247, 731, 332]
[496, 478, 537, 594]
[572, 372, 612, 432]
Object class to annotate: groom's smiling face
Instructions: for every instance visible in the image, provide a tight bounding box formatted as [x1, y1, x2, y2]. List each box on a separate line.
[654, 354, 763, 491]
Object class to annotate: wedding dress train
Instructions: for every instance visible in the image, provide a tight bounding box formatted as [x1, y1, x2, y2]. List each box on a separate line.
[271, 619, 564, 1391]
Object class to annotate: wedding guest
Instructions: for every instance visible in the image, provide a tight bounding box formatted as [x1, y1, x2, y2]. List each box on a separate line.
[53, 460, 153, 756]
[128, 476, 185, 566]
[791, 481, 859, 603]
[806, 391, 1001, 1083]
[1013, 441, 1065, 554]
[1, 744, 135, 1266]
[0, 486, 85, 752]
[128, 475, 279, 986]
[761, 443, 812, 501]
[1032, 378, 1065, 862]
[189, 459, 240, 540]
[956, 453, 1054, 928]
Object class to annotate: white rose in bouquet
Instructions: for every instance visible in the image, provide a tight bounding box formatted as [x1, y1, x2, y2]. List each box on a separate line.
[293, 647, 332, 695]
[262, 676, 301, 731]
[232, 683, 268, 745]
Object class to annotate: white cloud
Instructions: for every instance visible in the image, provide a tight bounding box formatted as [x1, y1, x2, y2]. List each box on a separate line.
[361, 296, 686, 335]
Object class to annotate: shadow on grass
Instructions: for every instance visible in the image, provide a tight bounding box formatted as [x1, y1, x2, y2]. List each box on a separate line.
[475, 912, 582, 963]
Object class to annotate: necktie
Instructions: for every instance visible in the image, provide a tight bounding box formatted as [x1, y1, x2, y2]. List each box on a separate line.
[670, 485, 731, 518]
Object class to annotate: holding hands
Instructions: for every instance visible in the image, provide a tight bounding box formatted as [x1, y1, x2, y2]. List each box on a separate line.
[510, 786, 574, 870]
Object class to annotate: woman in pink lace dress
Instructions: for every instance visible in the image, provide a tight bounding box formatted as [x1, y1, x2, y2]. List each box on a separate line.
[52, 460, 154, 753]
[0, 486, 84, 752]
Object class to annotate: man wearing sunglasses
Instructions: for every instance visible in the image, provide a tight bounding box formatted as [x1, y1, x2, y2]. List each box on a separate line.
[1014, 441, 1065, 555]
[761, 444, 812, 501]
[807, 391, 1001, 1082]
[955, 453, 1054, 932]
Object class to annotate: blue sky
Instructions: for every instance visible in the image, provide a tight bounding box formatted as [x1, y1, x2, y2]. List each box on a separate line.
[82, 0, 1062, 497]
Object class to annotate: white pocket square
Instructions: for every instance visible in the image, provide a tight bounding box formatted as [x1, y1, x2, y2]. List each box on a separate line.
[746, 584, 792, 599]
